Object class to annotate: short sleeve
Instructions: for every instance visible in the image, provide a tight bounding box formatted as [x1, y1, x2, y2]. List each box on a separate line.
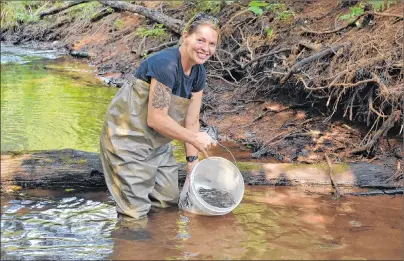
[146, 58, 177, 90]
[192, 66, 206, 93]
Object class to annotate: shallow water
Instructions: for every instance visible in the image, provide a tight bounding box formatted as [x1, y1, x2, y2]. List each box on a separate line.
[1, 44, 117, 153]
[1, 187, 402, 260]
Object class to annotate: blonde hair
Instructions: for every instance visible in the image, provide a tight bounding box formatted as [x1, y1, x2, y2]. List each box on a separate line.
[179, 13, 221, 45]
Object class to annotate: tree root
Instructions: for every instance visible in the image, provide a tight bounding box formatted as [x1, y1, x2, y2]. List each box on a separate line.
[280, 43, 349, 85]
[350, 110, 401, 155]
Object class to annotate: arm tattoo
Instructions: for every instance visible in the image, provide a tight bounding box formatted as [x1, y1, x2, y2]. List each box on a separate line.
[152, 81, 171, 110]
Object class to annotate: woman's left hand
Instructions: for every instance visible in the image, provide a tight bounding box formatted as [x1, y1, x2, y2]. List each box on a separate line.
[186, 159, 199, 175]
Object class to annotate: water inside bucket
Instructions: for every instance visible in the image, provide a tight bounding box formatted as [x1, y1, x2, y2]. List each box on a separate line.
[198, 188, 236, 208]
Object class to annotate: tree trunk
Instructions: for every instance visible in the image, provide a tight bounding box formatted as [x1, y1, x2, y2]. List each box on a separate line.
[39, 0, 89, 19]
[98, 0, 183, 35]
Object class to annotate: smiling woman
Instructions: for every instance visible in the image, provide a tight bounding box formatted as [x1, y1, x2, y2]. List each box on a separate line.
[99, 13, 221, 220]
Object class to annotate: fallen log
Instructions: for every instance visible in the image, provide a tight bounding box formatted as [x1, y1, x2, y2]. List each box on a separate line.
[98, 0, 183, 35]
[1, 150, 400, 194]
[39, 0, 89, 19]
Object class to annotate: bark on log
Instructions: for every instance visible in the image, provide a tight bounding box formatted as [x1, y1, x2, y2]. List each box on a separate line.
[39, 0, 89, 19]
[98, 0, 183, 35]
[1, 149, 400, 193]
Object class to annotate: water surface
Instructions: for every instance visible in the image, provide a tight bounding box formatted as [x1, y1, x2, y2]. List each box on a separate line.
[1, 45, 117, 152]
[1, 187, 402, 260]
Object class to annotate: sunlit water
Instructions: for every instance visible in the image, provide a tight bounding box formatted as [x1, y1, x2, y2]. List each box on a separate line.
[1, 187, 402, 260]
[1, 44, 117, 153]
[1, 45, 402, 260]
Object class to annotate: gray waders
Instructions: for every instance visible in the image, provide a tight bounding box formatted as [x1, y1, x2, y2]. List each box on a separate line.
[100, 77, 190, 219]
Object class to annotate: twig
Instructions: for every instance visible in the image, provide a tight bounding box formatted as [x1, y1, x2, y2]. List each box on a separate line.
[239, 48, 291, 69]
[373, 11, 403, 19]
[206, 74, 239, 88]
[222, 8, 249, 31]
[325, 154, 341, 199]
[252, 108, 289, 122]
[302, 13, 365, 35]
[280, 43, 349, 85]
[138, 40, 178, 57]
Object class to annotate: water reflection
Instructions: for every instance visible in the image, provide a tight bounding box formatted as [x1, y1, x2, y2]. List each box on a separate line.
[2, 187, 401, 260]
[1, 189, 117, 260]
[1, 53, 117, 152]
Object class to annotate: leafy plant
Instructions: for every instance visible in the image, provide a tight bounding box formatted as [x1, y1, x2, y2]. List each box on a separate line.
[113, 19, 125, 31]
[265, 27, 273, 39]
[277, 10, 293, 20]
[136, 24, 167, 39]
[0, 1, 49, 29]
[69, 1, 102, 25]
[339, 5, 364, 22]
[248, 1, 269, 16]
[248, 1, 293, 20]
[368, 0, 394, 11]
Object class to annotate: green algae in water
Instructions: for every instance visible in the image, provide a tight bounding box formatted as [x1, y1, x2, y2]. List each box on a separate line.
[1, 56, 117, 152]
[198, 188, 235, 208]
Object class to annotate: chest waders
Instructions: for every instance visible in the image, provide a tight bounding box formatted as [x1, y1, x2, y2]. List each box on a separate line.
[100, 77, 190, 219]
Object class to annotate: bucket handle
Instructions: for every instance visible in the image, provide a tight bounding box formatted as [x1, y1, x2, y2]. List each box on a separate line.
[216, 141, 238, 167]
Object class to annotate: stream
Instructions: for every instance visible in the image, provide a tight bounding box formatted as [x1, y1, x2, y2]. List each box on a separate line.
[1, 44, 402, 260]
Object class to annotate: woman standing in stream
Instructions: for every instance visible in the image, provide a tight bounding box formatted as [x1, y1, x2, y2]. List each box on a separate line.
[100, 13, 221, 220]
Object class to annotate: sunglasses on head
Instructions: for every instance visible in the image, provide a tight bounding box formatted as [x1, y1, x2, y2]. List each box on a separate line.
[194, 13, 219, 25]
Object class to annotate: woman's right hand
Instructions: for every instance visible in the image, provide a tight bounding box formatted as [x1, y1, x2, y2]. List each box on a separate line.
[192, 132, 217, 158]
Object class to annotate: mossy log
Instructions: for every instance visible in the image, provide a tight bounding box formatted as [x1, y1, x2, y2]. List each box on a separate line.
[1, 149, 401, 194]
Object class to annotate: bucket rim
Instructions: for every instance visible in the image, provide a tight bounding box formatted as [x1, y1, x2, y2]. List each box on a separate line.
[189, 156, 245, 213]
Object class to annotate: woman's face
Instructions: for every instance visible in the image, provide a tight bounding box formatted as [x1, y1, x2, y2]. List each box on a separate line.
[183, 24, 218, 65]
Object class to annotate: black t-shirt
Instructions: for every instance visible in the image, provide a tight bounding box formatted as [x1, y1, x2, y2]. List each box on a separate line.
[134, 47, 206, 99]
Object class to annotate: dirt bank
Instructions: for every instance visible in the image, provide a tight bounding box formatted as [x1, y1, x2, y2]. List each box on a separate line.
[1, 0, 403, 181]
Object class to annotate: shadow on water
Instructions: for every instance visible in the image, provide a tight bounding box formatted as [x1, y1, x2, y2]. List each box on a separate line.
[1, 187, 402, 260]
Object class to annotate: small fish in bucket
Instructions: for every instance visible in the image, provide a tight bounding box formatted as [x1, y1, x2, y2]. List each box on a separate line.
[179, 141, 245, 216]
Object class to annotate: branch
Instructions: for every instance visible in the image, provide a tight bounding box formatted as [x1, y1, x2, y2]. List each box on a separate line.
[238, 48, 291, 69]
[325, 154, 341, 199]
[302, 13, 365, 35]
[135, 40, 179, 57]
[39, 0, 89, 19]
[373, 11, 403, 19]
[98, 0, 183, 34]
[280, 43, 349, 85]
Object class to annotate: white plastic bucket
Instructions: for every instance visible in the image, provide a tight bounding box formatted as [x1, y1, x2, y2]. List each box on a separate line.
[179, 157, 245, 216]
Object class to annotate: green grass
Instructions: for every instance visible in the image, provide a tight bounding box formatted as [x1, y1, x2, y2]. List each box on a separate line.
[136, 24, 167, 39]
[0, 1, 50, 29]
